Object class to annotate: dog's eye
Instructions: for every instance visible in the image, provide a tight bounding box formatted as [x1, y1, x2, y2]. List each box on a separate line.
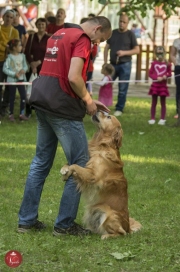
[107, 116, 111, 119]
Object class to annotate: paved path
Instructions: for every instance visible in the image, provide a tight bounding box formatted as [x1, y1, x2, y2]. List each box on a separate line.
[92, 51, 176, 98]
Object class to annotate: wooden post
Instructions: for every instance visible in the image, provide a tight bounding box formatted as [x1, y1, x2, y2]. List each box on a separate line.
[136, 44, 142, 81]
[145, 45, 150, 80]
[153, 18, 157, 45]
[162, 19, 165, 46]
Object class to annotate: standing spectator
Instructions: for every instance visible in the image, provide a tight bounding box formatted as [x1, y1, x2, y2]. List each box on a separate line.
[88, 13, 101, 61]
[96, 63, 115, 107]
[0, 9, 19, 120]
[46, 8, 66, 36]
[170, 29, 180, 119]
[44, 11, 55, 25]
[24, 17, 49, 117]
[86, 43, 98, 96]
[148, 46, 171, 125]
[104, 13, 139, 116]
[79, 17, 97, 96]
[3, 39, 29, 122]
[12, 8, 28, 52]
[18, 16, 112, 236]
[131, 23, 141, 39]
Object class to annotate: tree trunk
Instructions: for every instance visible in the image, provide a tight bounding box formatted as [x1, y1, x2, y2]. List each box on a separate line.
[134, 11, 153, 42]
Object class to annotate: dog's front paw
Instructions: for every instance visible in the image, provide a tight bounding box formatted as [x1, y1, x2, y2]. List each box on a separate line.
[60, 165, 72, 181]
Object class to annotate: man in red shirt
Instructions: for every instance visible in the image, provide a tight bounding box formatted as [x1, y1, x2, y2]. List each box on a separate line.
[46, 8, 66, 36]
[18, 16, 112, 236]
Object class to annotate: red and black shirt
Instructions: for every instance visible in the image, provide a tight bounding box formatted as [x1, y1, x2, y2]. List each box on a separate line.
[29, 23, 91, 121]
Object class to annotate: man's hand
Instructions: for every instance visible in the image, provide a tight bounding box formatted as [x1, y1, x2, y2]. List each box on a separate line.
[30, 60, 41, 70]
[86, 100, 97, 116]
[116, 50, 125, 57]
[32, 67, 37, 74]
[93, 100, 110, 113]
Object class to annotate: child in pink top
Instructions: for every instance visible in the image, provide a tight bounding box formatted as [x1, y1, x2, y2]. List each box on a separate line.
[148, 46, 171, 125]
[96, 64, 115, 107]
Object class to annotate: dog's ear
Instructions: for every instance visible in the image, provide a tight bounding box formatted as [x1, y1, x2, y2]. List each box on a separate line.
[112, 127, 123, 148]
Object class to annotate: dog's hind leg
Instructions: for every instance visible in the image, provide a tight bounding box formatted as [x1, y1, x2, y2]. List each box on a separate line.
[84, 205, 127, 239]
[101, 233, 124, 240]
[129, 217, 142, 233]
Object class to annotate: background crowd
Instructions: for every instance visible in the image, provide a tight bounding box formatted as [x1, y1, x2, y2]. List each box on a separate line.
[0, 8, 179, 124]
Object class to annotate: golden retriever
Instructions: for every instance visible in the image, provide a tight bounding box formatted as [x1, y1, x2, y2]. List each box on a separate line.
[60, 111, 142, 239]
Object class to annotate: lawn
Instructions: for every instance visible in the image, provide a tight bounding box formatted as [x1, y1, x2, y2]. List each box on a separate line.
[0, 96, 180, 272]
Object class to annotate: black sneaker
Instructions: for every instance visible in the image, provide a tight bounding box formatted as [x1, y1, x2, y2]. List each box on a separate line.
[53, 222, 91, 237]
[17, 220, 46, 233]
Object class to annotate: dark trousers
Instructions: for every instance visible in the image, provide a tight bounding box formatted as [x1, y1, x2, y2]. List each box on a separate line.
[112, 61, 132, 112]
[9, 83, 26, 115]
[0, 61, 9, 115]
[174, 65, 180, 114]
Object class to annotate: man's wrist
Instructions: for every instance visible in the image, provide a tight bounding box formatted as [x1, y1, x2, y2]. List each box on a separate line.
[82, 92, 93, 104]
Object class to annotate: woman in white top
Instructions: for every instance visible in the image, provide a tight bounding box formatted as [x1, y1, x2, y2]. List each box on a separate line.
[170, 31, 180, 119]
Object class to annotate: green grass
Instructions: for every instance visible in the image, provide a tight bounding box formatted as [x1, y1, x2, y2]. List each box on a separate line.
[0, 96, 180, 272]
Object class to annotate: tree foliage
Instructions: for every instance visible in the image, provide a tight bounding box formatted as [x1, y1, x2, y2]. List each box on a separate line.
[20, 0, 40, 5]
[97, 0, 180, 19]
[19, 0, 180, 19]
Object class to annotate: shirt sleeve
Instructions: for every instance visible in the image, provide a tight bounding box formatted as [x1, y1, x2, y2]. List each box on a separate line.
[72, 34, 91, 60]
[24, 34, 34, 63]
[95, 76, 109, 86]
[3, 57, 16, 77]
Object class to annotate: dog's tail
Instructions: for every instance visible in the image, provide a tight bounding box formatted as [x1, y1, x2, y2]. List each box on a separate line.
[129, 217, 142, 233]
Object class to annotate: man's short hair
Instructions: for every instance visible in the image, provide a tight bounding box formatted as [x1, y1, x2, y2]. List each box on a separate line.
[57, 8, 66, 14]
[88, 16, 111, 32]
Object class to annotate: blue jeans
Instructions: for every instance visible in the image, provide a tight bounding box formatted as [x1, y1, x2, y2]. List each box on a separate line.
[18, 109, 89, 228]
[112, 61, 132, 112]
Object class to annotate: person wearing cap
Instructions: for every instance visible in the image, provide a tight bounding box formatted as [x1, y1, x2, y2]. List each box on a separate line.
[170, 29, 180, 119]
[0, 9, 19, 119]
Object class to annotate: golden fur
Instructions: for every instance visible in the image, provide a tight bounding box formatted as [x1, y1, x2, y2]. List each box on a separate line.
[60, 111, 142, 239]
